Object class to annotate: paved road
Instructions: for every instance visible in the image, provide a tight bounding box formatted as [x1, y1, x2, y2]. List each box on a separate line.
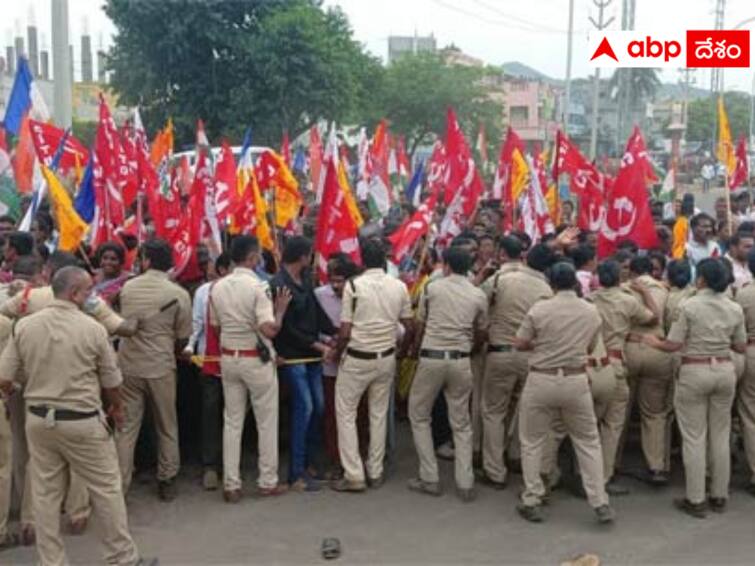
[5, 420, 755, 565]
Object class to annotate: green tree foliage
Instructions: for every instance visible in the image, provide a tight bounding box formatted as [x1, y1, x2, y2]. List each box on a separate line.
[686, 92, 751, 145]
[370, 51, 504, 157]
[104, 0, 380, 146]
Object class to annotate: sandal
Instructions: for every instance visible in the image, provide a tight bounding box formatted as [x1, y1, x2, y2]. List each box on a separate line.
[321, 537, 341, 560]
[0, 532, 21, 552]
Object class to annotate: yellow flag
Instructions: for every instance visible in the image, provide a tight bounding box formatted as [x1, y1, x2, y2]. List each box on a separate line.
[41, 165, 88, 252]
[338, 158, 364, 228]
[510, 148, 529, 202]
[544, 183, 561, 225]
[717, 97, 736, 177]
[250, 171, 275, 251]
[265, 151, 302, 229]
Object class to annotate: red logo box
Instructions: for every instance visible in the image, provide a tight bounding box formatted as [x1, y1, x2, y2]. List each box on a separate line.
[686, 30, 750, 68]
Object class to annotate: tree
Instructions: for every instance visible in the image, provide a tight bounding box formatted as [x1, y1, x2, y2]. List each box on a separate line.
[369, 52, 504, 157]
[104, 0, 381, 146]
[686, 92, 751, 146]
[610, 68, 661, 142]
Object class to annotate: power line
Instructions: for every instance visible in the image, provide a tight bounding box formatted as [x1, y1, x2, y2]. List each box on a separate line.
[469, 0, 567, 34]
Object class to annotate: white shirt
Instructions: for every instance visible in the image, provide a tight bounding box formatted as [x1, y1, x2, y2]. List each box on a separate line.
[726, 253, 753, 290]
[188, 281, 211, 355]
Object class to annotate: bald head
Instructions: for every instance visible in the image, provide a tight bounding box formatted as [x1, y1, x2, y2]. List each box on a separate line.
[52, 266, 92, 305]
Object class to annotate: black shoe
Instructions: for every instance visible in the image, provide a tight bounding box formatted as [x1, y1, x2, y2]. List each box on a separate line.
[594, 504, 616, 524]
[456, 487, 477, 503]
[674, 498, 707, 519]
[647, 470, 669, 486]
[478, 472, 507, 490]
[708, 497, 727, 513]
[605, 480, 630, 496]
[746, 483, 755, 497]
[367, 475, 385, 489]
[517, 503, 545, 523]
[407, 478, 442, 497]
[157, 479, 177, 502]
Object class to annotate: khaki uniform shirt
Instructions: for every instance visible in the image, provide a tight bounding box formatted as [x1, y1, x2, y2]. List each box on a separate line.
[210, 267, 274, 350]
[418, 274, 488, 352]
[624, 274, 668, 337]
[664, 286, 696, 334]
[0, 285, 124, 334]
[517, 290, 601, 370]
[118, 270, 192, 378]
[736, 283, 755, 340]
[0, 300, 122, 412]
[590, 286, 655, 351]
[341, 268, 412, 352]
[668, 289, 746, 356]
[483, 266, 552, 345]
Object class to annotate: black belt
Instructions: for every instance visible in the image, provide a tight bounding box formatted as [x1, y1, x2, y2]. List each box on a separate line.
[346, 347, 395, 360]
[28, 406, 99, 421]
[420, 349, 470, 360]
[488, 344, 514, 353]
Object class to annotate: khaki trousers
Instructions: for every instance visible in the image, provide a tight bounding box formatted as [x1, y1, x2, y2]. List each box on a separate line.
[625, 342, 674, 472]
[674, 361, 736, 504]
[594, 361, 630, 482]
[7, 392, 90, 528]
[739, 345, 755, 487]
[519, 371, 608, 509]
[220, 355, 279, 490]
[116, 372, 180, 494]
[409, 357, 474, 489]
[336, 354, 395, 484]
[26, 413, 139, 566]
[470, 351, 486, 454]
[481, 350, 529, 483]
[0, 403, 10, 540]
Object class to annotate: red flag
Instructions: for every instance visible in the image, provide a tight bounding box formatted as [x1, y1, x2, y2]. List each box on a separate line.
[171, 151, 210, 278]
[625, 125, 658, 183]
[91, 97, 129, 247]
[214, 142, 237, 222]
[425, 141, 449, 203]
[11, 115, 35, 193]
[493, 127, 525, 200]
[730, 135, 749, 190]
[397, 136, 411, 178]
[280, 131, 291, 166]
[597, 144, 658, 257]
[118, 122, 140, 209]
[309, 126, 323, 193]
[388, 190, 438, 263]
[315, 156, 361, 281]
[28, 120, 88, 175]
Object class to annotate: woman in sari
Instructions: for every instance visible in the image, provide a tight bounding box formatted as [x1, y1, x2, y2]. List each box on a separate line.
[93, 241, 130, 307]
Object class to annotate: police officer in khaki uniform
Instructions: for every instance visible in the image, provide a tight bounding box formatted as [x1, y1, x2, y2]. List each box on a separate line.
[590, 260, 657, 493]
[116, 239, 192, 501]
[514, 262, 614, 524]
[734, 250, 755, 496]
[332, 239, 414, 492]
[0, 313, 13, 551]
[1, 252, 135, 543]
[624, 255, 673, 484]
[0, 266, 140, 565]
[210, 235, 291, 502]
[480, 241, 554, 488]
[646, 258, 746, 517]
[407, 246, 487, 501]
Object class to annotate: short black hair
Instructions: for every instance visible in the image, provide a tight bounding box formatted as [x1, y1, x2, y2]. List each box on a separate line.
[548, 261, 577, 291]
[0, 215, 16, 225]
[478, 233, 495, 244]
[47, 251, 79, 279]
[730, 232, 754, 248]
[526, 243, 556, 273]
[450, 235, 476, 248]
[230, 235, 260, 264]
[36, 244, 50, 263]
[328, 255, 359, 279]
[443, 246, 472, 275]
[613, 250, 633, 264]
[597, 260, 621, 288]
[737, 221, 755, 236]
[667, 259, 692, 288]
[281, 236, 313, 265]
[648, 250, 667, 272]
[697, 258, 729, 293]
[361, 238, 386, 269]
[34, 212, 54, 237]
[215, 252, 231, 273]
[141, 239, 174, 272]
[510, 230, 532, 251]
[7, 232, 34, 256]
[12, 255, 43, 279]
[498, 235, 523, 260]
[629, 255, 653, 276]
[570, 244, 596, 270]
[690, 212, 715, 229]
[95, 241, 126, 266]
[617, 240, 639, 255]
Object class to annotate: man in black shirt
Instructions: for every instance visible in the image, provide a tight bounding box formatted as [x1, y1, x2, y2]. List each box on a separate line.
[272, 237, 335, 491]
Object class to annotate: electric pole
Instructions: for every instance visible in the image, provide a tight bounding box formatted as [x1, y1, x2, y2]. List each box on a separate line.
[51, 0, 72, 128]
[563, 0, 574, 131]
[589, 0, 615, 160]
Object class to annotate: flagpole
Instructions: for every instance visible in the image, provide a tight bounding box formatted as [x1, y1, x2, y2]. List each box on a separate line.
[725, 172, 732, 235]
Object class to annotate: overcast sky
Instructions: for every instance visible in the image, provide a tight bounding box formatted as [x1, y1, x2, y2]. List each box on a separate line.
[4, 0, 754, 92]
